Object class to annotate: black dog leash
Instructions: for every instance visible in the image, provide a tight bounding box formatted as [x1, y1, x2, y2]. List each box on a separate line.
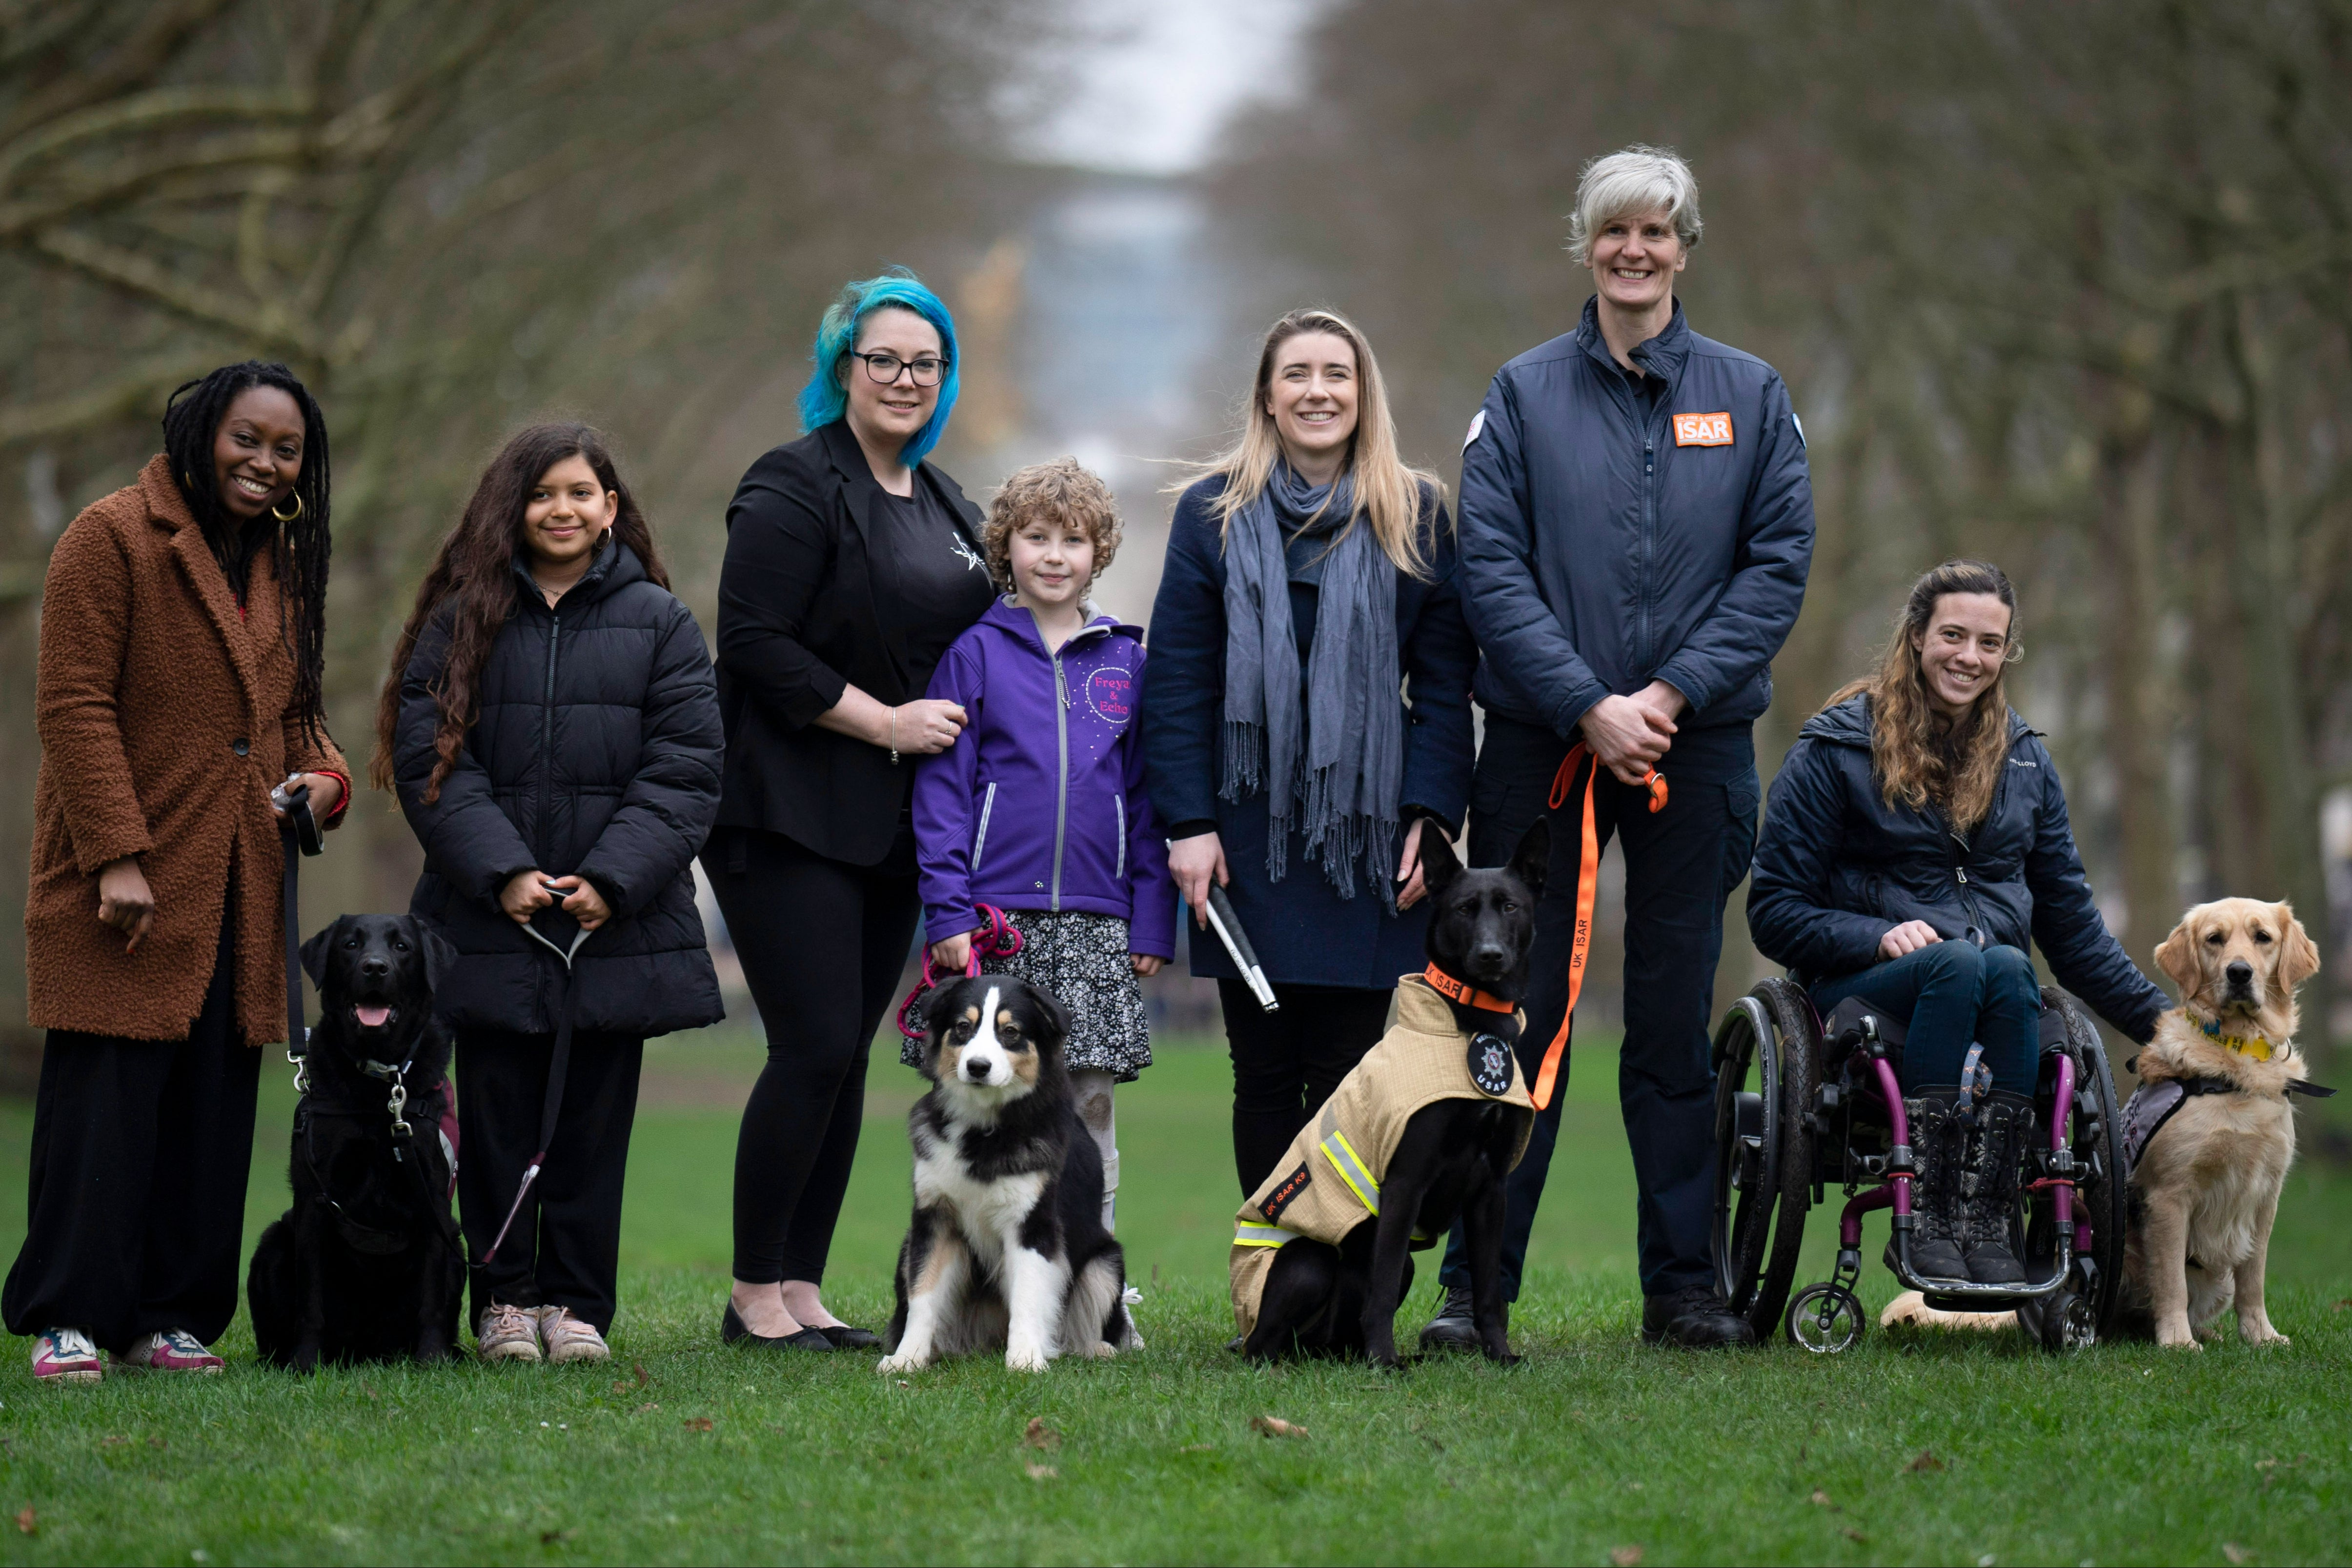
[478, 909, 594, 1266]
[275, 781, 324, 1073]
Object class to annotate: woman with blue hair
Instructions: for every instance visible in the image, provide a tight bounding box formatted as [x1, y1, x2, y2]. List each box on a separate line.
[705, 270, 995, 1350]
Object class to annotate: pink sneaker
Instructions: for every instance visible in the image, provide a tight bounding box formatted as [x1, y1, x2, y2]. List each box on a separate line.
[29, 1328, 102, 1384]
[119, 1328, 222, 1373]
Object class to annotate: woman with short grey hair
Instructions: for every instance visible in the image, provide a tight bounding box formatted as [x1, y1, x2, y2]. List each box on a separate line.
[1433, 143, 1815, 1351]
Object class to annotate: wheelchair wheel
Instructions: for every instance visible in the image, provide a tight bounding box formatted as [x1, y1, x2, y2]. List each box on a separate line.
[2021, 991, 2129, 1340]
[1785, 1281, 1865, 1354]
[2019, 1285, 2098, 1354]
[1710, 977, 1817, 1339]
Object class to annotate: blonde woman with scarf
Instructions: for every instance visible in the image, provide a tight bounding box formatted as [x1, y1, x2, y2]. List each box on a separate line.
[1141, 308, 1476, 1200]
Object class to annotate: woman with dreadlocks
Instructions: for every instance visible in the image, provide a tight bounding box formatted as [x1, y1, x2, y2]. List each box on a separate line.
[5, 362, 349, 1383]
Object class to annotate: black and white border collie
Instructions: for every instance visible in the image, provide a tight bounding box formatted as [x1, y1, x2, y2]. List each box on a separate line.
[880, 975, 1132, 1373]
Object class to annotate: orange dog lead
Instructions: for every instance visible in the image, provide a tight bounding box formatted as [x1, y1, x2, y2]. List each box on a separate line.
[1529, 742, 1666, 1110]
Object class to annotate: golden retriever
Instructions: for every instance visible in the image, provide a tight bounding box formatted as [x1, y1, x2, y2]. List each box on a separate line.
[2124, 898, 2323, 1349]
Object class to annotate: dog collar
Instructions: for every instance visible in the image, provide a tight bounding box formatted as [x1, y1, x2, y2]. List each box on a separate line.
[1422, 964, 1513, 1015]
[2198, 1019, 2275, 1061]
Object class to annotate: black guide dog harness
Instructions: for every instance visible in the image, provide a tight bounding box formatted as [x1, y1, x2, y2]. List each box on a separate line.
[2119, 1053, 2336, 1174]
[278, 788, 463, 1256]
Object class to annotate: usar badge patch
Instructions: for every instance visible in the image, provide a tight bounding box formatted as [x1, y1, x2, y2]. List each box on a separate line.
[1259, 1162, 1312, 1223]
[1468, 1033, 1515, 1097]
[1672, 411, 1733, 447]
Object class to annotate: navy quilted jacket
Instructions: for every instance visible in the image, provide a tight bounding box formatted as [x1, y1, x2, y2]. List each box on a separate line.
[1746, 694, 2167, 1042]
[1457, 299, 1814, 741]
[392, 539, 724, 1037]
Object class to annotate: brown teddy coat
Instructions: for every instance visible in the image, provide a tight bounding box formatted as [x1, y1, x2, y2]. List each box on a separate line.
[26, 455, 347, 1046]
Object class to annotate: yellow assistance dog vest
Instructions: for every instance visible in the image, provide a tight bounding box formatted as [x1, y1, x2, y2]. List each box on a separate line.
[1229, 975, 1537, 1339]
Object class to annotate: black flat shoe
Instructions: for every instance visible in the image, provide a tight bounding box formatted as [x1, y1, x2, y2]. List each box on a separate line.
[815, 1323, 881, 1350]
[720, 1303, 834, 1350]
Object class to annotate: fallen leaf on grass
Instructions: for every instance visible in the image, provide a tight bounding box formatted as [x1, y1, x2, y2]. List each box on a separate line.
[1251, 1416, 1307, 1439]
[2331, 1299, 2349, 1312]
[634, 1403, 659, 1415]
[147, 1437, 165, 1450]
[682, 1417, 713, 1432]
[2222, 1546, 2250, 1566]
[100, 1434, 130, 1448]
[1609, 1547, 1643, 1567]
[14, 1508, 33, 1535]
[1025, 1462, 1058, 1480]
[1906, 1449, 1946, 1473]
[1810, 1489, 1840, 1511]
[541, 1529, 574, 1545]
[1842, 1527, 1869, 1544]
[1023, 1417, 1061, 1451]
[632, 1362, 649, 1388]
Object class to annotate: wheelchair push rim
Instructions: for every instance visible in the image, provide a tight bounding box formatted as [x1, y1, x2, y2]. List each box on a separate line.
[1709, 977, 1816, 1340]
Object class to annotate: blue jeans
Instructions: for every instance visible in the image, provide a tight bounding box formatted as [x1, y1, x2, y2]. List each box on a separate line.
[1809, 942, 2042, 1097]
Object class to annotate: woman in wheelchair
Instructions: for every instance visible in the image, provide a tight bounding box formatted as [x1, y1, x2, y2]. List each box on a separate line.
[1747, 560, 2168, 1287]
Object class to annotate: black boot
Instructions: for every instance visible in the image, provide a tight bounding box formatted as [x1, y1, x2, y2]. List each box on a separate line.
[1885, 1096, 1967, 1283]
[1959, 1089, 2031, 1285]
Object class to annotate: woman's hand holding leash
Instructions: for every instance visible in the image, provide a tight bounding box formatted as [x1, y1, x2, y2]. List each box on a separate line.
[97, 856, 156, 953]
[930, 931, 972, 973]
[272, 771, 343, 822]
[1169, 831, 1229, 930]
[1880, 919, 1942, 958]
[1580, 682, 1684, 786]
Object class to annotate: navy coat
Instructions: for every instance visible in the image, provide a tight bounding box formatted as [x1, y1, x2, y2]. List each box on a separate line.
[1139, 477, 1477, 989]
[1746, 695, 2168, 1043]
[394, 540, 725, 1038]
[1458, 298, 1813, 752]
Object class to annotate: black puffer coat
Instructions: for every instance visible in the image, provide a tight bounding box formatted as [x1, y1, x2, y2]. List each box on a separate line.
[1747, 694, 2167, 1042]
[393, 540, 725, 1037]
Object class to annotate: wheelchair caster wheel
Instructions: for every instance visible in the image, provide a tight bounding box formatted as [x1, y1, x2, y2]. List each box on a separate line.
[1785, 1282, 1865, 1354]
[2020, 1287, 2097, 1353]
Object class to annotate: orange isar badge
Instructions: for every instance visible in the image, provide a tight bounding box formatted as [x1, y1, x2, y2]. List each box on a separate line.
[1673, 411, 1733, 447]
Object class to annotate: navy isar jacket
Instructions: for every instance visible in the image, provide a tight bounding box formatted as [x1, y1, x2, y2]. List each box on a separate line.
[1746, 695, 2168, 1043]
[1139, 476, 1476, 990]
[394, 540, 725, 1038]
[1458, 299, 1813, 754]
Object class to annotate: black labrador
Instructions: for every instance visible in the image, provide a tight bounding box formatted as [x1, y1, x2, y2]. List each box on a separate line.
[1244, 818, 1550, 1366]
[248, 913, 464, 1370]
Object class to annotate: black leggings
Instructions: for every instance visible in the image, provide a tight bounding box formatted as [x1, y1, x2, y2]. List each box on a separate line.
[1218, 980, 1392, 1197]
[711, 830, 921, 1285]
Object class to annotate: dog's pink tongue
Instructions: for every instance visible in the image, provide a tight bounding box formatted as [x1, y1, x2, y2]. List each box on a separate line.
[355, 1005, 391, 1028]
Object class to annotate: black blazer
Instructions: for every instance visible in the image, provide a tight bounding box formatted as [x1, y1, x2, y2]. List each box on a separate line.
[712, 420, 989, 865]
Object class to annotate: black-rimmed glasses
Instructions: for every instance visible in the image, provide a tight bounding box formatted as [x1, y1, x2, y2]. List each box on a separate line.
[848, 350, 948, 387]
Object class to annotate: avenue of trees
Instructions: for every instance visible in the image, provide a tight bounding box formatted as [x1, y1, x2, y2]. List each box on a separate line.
[1222, 0, 2352, 1043]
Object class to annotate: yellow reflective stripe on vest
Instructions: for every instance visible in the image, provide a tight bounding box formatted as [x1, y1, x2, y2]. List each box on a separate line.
[1320, 1130, 1380, 1214]
[1234, 1222, 1302, 1248]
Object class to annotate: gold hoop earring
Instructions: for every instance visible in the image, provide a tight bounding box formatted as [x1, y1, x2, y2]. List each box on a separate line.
[271, 492, 303, 523]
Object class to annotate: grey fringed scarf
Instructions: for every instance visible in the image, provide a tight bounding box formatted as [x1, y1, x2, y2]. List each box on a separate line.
[1219, 463, 1402, 901]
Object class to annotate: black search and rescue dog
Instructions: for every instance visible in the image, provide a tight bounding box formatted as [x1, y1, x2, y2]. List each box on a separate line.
[247, 914, 464, 1370]
[880, 975, 1131, 1372]
[1244, 818, 1551, 1367]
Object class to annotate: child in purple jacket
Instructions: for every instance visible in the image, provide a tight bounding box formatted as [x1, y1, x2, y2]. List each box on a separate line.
[910, 458, 1176, 1232]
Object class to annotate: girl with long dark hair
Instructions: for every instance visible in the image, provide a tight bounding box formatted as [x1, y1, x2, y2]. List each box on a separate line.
[1749, 559, 2168, 1286]
[379, 423, 723, 1364]
[6, 362, 349, 1382]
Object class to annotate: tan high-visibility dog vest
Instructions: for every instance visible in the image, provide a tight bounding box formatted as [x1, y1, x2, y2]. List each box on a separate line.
[1229, 975, 1537, 1339]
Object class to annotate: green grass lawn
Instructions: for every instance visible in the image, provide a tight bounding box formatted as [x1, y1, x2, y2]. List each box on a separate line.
[0, 1025, 2347, 1565]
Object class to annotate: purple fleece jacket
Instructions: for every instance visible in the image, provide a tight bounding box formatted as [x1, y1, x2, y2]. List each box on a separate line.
[913, 598, 1176, 957]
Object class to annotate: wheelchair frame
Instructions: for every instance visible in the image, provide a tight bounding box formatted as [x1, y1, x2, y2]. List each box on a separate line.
[1707, 976, 2128, 1353]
